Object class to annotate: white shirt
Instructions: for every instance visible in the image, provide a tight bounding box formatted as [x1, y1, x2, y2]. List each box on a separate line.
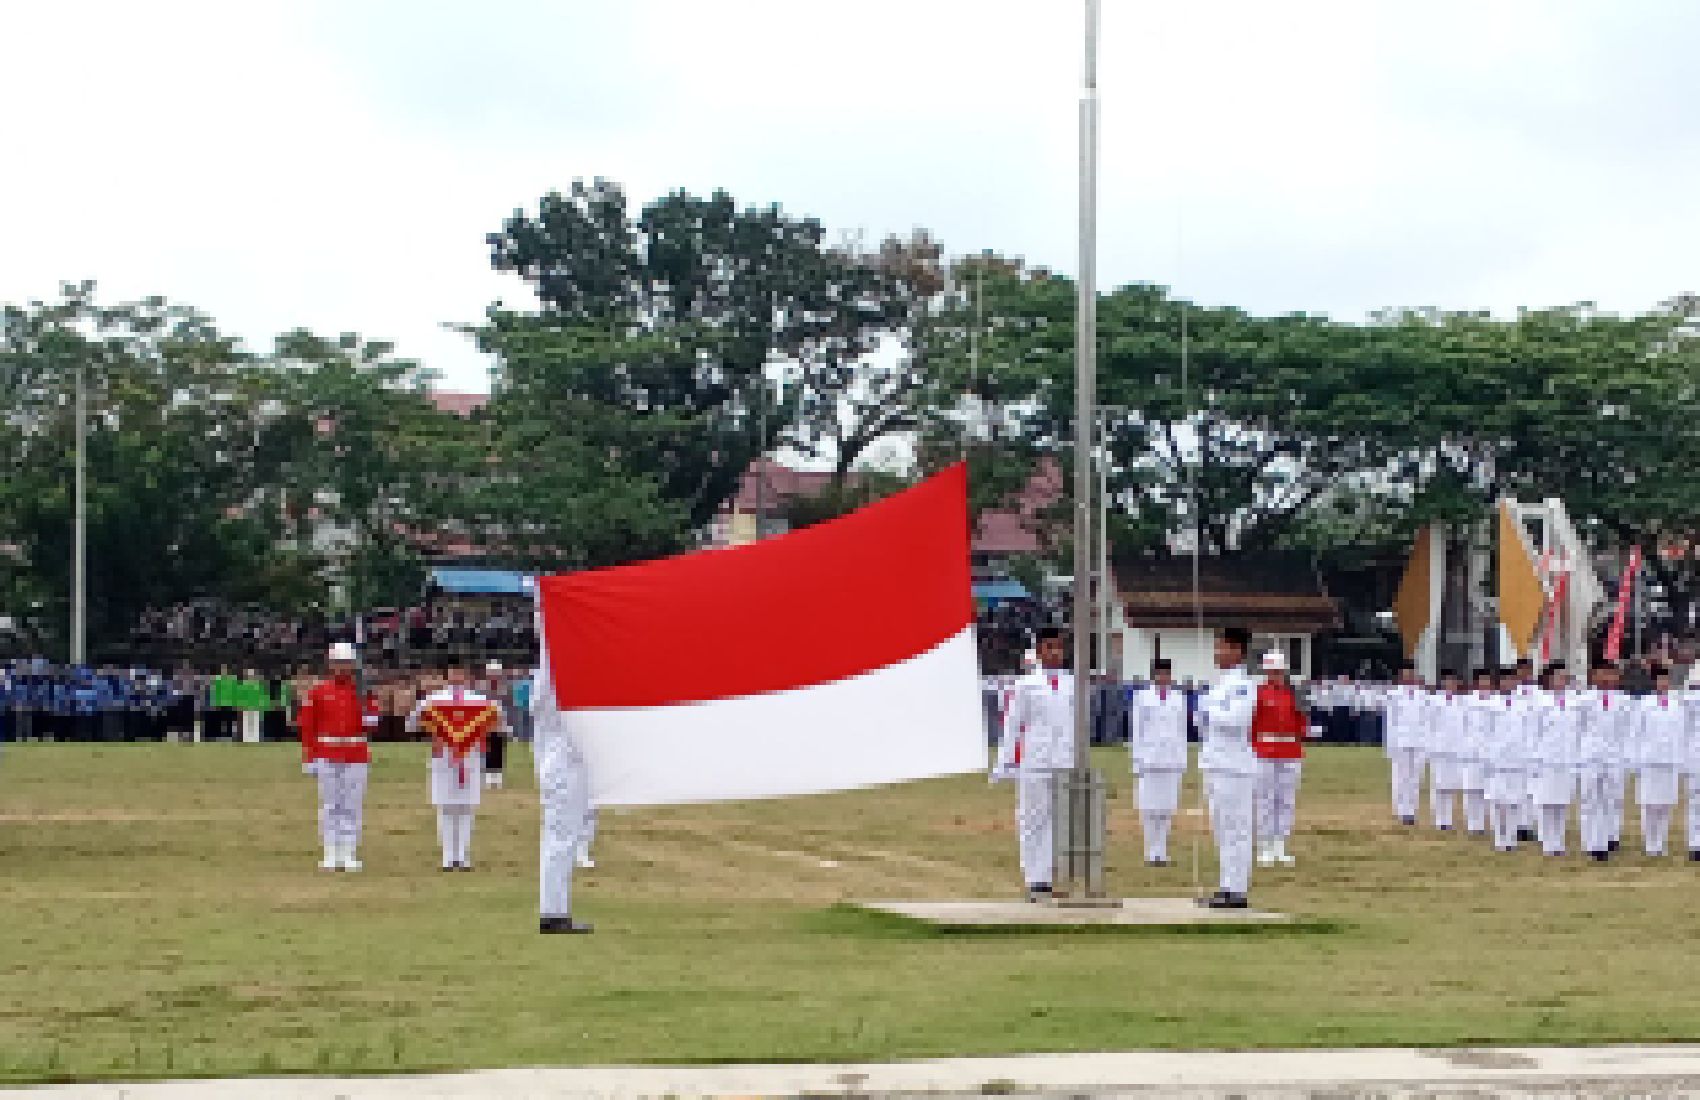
[1489, 692, 1535, 770]
[1383, 683, 1429, 752]
[1636, 692, 1686, 769]
[1197, 666, 1257, 776]
[1463, 689, 1499, 763]
[1427, 691, 1468, 758]
[1532, 690, 1582, 768]
[1574, 688, 1629, 769]
[1127, 683, 1189, 772]
[996, 669, 1076, 775]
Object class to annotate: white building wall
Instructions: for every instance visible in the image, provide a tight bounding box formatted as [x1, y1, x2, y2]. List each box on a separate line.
[1121, 625, 1315, 686]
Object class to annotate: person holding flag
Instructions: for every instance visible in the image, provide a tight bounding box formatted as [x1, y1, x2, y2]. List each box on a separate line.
[1126, 657, 1189, 867]
[993, 627, 1075, 901]
[297, 642, 378, 872]
[408, 663, 506, 871]
[481, 660, 509, 789]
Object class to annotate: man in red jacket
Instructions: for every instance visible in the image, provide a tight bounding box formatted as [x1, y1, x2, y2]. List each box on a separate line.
[1251, 650, 1312, 867]
[298, 642, 377, 872]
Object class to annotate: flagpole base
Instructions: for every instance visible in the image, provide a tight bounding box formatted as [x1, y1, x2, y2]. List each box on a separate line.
[1053, 766, 1108, 900]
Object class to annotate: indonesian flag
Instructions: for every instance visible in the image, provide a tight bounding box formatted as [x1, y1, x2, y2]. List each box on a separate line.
[536, 464, 986, 806]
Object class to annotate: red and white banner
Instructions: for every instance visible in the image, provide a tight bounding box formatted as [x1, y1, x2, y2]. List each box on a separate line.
[1603, 545, 1643, 662]
[535, 464, 986, 806]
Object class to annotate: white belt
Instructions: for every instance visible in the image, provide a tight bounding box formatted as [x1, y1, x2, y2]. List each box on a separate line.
[319, 735, 367, 746]
[1259, 734, 1299, 743]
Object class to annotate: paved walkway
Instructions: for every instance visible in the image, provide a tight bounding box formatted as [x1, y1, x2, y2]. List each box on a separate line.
[10, 1046, 1700, 1097]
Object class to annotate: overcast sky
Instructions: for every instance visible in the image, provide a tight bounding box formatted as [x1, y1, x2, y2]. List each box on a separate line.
[4, 0, 1696, 391]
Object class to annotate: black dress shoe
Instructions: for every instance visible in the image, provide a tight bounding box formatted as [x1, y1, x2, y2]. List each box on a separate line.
[1518, 829, 1536, 843]
[1590, 851, 1609, 862]
[1689, 851, 1700, 863]
[1438, 825, 1453, 832]
[1205, 891, 1249, 910]
[456, 863, 473, 872]
[1608, 839, 1621, 853]
[1399, 816, 1417, 826]
[539, 916, 594, 934]
[1026, 883, 1053, 903]
[440, 865, 455, 873]
[1147, 858, 1170, 868]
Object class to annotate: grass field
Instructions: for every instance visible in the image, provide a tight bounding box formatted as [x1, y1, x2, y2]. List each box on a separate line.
[4, 742, 1700, 1083]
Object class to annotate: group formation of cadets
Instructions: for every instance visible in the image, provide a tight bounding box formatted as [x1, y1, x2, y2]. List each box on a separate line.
[1386, 656, 1700, 862]
[0, 662, 194, 742]
[995, 626, 1316, 911]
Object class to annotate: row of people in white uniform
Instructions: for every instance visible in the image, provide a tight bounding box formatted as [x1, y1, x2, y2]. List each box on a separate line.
[995, 626, 1272, 909]
[1382, 659, 1700, 860]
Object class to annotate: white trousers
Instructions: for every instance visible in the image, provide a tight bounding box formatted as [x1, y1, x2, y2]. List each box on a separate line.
[1687, 774, 1700, 855]
[436, 806, 475, 866]
[1428, 753, 1459, 830]
[1135, 770, 1183, 863]
[1463, 789, 1488, 834]
[538, 732, 594, 918]
[1205, 770, 1255, 896]
[1254, 760, 1302, 842]
[1575, 766, 1613, 855]
[315, 762, 369, 850]
[1608, 766, 1628, 844]
[240, 710, 262, 744]
[1389, 747, 1424, 820]
[1017, 774, 1056, 887]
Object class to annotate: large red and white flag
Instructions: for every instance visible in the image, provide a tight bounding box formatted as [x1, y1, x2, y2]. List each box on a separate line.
[535, 464, 986, 806]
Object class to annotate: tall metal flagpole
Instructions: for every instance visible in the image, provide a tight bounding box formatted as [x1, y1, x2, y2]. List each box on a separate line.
[71, 362, 87, 666]
[1060, 0, 1107, 902]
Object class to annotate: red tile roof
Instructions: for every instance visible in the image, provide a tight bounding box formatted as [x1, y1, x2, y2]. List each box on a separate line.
[429, 391, 490, 417]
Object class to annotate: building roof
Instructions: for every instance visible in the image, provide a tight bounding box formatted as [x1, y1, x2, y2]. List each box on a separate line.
[427, 567, 534, 596]
[428, 391, 490, 417]
[728, 459, 841, 513]
[973, 459, 1062, 556]
[1114, 552, 1342, 633]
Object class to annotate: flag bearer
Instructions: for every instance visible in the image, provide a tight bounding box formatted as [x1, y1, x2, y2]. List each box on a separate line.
[1127, 658, 1189, 867]
[482, 661, 509, 788]
[1634, 665, 1683, 858]
[536, 662, 596, 934]
[297, 642, 377, 872]
[1251, 650, 1310, 867]
[1532, 664, 1581, 857]
[993, 627, 1074, 901]
[408, 664, 506, 871]
[1383, 661, 1428, 825]
[1598, 661, 1629, 853]
[1197, 626, 1258, 909]
[1460, 669, 1497, 835]
[1427, 670, 1467, 832]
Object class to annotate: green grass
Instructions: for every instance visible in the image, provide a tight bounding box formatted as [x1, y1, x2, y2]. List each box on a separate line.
[2, 743, 1700, 1082]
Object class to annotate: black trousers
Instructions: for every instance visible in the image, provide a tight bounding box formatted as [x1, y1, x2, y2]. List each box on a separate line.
[485, 730, 507, 774]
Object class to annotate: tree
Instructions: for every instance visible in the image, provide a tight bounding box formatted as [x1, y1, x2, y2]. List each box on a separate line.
[0, 284, 315, 655]
[486, 180, 874, 532]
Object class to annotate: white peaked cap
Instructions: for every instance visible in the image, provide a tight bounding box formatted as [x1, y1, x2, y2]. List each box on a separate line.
[486, 660, 504, 673]
[1261, 650, 1289, 672]
[328, 641, 358, 663]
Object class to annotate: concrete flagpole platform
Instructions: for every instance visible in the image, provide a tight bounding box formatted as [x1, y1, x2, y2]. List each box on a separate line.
[852, 896, 1296, 930]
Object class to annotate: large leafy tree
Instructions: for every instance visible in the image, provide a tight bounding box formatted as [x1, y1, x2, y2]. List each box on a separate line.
[486, 179, 879, 532]
[0, 284, 315, 656]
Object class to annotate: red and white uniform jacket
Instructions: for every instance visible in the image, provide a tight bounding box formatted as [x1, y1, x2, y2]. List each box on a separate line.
[1250, 681, 1308, 761]
[298, 676, 378, 765]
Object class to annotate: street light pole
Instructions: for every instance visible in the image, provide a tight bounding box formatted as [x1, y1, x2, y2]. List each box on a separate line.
[71, 362, 87, 666]
[1058, 0, 1108, 903]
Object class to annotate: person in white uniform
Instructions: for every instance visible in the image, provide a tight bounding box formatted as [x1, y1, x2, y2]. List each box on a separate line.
[992, 627, 1074, 901]
[1126, 658, 1189, 867]
[1634, 664, 1684, 858]
[1383, 661, 1428, 826]
[1426, 670, 1466, 832]
[535, 656, 595, 934]
[1486, 667, 1532, 852]
[407, 664, 507, 871]
[1513, 660, 1542, 841]
[1531, 664, 1581, 857]
[1685, 665, 1700, 862]
[1196, 626, 1258, 910]
[1460, 669, 1496, 836]
[1574, 658, 1628, 862]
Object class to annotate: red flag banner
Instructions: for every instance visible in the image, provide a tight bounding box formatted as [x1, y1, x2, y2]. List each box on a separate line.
[1603, 545, 1642, 662]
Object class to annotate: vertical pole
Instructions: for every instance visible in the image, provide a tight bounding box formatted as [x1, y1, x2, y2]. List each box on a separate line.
[755, 391, 767, 543]
[71, 362, 87, 666]
[1098, 412, 1111, 677]
[1062, 0, 1105, 901]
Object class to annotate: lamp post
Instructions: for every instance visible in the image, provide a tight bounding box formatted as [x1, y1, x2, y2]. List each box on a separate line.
[71, 361, 87, 666]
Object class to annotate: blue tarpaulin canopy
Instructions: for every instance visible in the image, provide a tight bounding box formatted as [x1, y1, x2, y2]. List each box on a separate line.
[428, 567, 535, 596]
[972, 579, 1031, 603]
